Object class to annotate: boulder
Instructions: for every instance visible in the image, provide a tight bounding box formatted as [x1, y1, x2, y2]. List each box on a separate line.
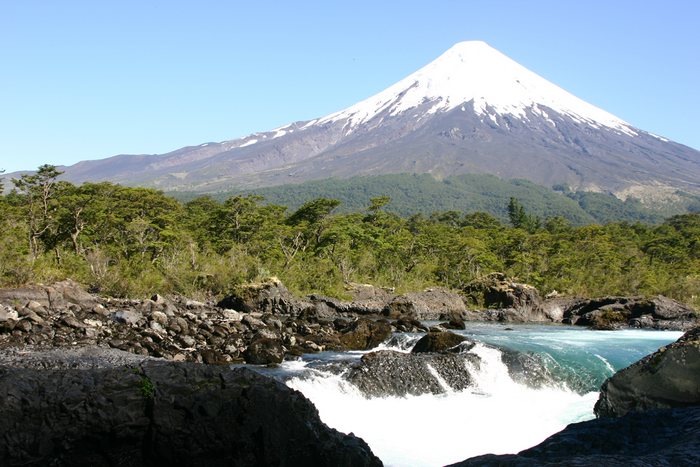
[346, 350, 480, 397]
[463, 273, 547, 322]
[564, 296, 698, 330]
[441, 313, 466, 330]
[383, 288, 467, 320]
[451, 407, 700, 466]
[0, 348, 381, 466]
[110, 309, 143, 325]
[393, 317, 428, 333]
[217, 277, 304, 315]
[50, 279, 98, 308]
[337, 318, 391, 350]
[411, 331, 472, 353]
[0, 285, 50, 307]
[243, 338, 285, 365]
[594, 326, 700, 418]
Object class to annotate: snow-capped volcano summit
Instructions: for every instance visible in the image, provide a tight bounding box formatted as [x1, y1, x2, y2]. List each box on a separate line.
[321, 41, 634, 136]
[32, 42, 700, 197]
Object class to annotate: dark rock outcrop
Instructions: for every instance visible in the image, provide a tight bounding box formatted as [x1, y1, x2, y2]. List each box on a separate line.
[595, 326, 700, 418]
[564, 296, 698, 330]
[243, 337, 285, 365]
[311, 284, 467, 321]
[463, 273, 550, 322]
[0, 348, 382, 466]
[451, 407, 700, 466]
[337, 318, 392, 350]
[217, 277, 307, 315]
[411, 331, 473, 353]
[383, 287, 467, 320]
[345, 349, 480, 397]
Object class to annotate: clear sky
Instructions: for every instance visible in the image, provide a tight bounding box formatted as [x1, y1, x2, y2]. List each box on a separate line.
[1, 0, 698, 173]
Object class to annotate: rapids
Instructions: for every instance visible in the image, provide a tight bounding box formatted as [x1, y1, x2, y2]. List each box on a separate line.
[272, 324, 682, 466]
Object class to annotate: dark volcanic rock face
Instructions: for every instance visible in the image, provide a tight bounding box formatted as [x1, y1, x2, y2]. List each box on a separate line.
[463, 273, 550, 322]
[0, 349, 382, 467]
[594, 326, 700, 418]
[411, 330, 472, 353]
[217, 277, 308, 315]
[564, 296, 698, 330]
[337, 318, 392, 350]
[450, 407, 700, 467]
[345, 349, 480, 397]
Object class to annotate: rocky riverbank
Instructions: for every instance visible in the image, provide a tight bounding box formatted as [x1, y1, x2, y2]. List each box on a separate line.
[1, 276, 699, 465]
[1, 276, 697, 367]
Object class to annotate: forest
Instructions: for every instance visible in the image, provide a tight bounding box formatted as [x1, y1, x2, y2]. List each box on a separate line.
[1, 165, 699, 308]
[178, 173, 700, 224]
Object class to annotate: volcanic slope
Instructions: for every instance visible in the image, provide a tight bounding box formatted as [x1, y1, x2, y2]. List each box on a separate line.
[45, 41, 700, 198]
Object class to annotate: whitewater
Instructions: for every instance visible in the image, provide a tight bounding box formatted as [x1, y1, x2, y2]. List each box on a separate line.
[267, 324, 682, 466]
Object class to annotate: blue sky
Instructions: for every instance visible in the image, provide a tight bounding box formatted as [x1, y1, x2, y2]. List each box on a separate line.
[2, 0, 698, 173]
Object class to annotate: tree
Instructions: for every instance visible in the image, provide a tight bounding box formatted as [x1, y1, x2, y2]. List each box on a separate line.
[11, 164, 64, 260]
[508, 197, 528, 228]
[368, 196, 391, 214]
[507, 197, 541, 233]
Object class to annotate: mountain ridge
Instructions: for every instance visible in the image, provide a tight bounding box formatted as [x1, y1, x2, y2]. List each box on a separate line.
[4, 41, 700, 200]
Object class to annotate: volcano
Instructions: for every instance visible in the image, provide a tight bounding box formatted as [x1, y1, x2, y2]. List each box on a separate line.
[43, 41, 700, 198]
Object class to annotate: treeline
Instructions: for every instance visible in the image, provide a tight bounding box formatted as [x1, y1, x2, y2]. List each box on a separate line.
[171, 173, 700, 225]
[1, 165, 699, 308]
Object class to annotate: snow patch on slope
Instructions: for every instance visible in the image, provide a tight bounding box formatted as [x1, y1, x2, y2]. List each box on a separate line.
[319, 41, 636, 136]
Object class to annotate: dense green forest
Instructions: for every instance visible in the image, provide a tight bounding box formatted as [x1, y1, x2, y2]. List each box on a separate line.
[172, 173, 700, 225]
[1, 166, 699, 308]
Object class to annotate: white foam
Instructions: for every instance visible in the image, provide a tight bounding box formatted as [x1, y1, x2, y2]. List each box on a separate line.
[287, 343, 597, 466]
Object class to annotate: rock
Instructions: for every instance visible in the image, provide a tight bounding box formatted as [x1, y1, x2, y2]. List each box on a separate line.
[14, 320, 32, 332]
[110, 309, 143, 325]
[242, 313, 266, 329]
[463, 273, 547, 322]
[383, 288, 467, 320]
[346, 350, 480, 397]
[244, 338, 285, 365]
[61, 315, 87, 329]
[564, 296, 698, 330]
[199, 348, 229, 365]
[217, 277, 303, 315]
[17, 307, 45, 324]
[0, 285, 50, 307]
[26, 300, 45, 312]
[393, 317, 427, 333]
[0, 349, 381, 466]
[221, 309, 242, 321]
[51, 279, 97, 308]
[178, 335, 196, 348]
[0, 306, 18, 322]
[382, 296, 416, 319]
[151, 293, 167, 304]
[150, 310, 168, 325]
[441, 313, 466, 330]
[308, 295, 380, 318]
[594, 326, 700, 418]
[450, 407, 700, 466]
[337, 318, 391, 350]
[185, 299, 206, 309]
[411, 331, 472, 353]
